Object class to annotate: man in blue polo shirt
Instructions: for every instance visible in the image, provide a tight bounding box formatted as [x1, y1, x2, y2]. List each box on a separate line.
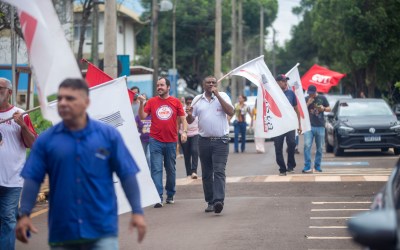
[273, 74, 302, 176]
[15, 78, 146, 249]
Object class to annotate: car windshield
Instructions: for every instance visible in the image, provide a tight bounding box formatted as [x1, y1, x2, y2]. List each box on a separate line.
[338, 101, 393, 117]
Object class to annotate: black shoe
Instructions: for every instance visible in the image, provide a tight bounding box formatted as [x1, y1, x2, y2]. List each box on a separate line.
[287, 168, 295, 173]
[214, 201, 224, 214]
[205, 204, 214, 213]
[154, 202, 163, 208]
[166, 196, 174, 204]
[279, 172, 287, 176]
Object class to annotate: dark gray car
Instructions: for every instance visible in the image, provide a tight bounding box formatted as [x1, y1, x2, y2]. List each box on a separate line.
[325, 98, 400, 156]
[347, 159, 400, 249]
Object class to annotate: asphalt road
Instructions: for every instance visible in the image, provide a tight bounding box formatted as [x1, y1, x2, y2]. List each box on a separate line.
[16, 140, 399, 250]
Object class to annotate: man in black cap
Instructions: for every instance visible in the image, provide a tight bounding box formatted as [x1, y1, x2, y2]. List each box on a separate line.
[302, 84, 330, 173]
[273, 74, 302, 176]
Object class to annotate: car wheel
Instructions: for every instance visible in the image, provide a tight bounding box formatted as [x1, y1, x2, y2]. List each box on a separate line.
[381, 147, 389, 152]
[325, 135, 333, 153]
[333, 136, 344, 156]
[394, 148, 400, 155]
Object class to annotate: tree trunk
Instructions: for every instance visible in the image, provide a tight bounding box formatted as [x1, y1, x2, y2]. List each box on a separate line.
[77, 0, 93, 69]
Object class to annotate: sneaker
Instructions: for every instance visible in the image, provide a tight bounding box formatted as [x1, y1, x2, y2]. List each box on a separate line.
[191, 173, 198, 179]
[166, 196, 174, 204]
[314, 168, 323, 172]
[154, 202, 163, 208]
[302, 168, 312, 173]
[214, 201, 224, 214]
[287, 168, 295, 174]
[279, 172, 287, 176]
[205, 204, 214, 213]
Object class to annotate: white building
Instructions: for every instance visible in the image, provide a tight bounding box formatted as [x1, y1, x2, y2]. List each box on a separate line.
[73, 4, 146, 63]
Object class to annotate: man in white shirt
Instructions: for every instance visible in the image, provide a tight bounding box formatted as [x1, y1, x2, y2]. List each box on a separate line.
[0, 78, 37, 249]
[186, 76, 234, 214]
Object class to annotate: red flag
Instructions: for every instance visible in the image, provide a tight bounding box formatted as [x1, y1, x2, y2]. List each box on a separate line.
[127, 89, 135, 104]
[82, 59, 134, 104]
[82, 59, 113, 87]
[301, 64, 346, 93]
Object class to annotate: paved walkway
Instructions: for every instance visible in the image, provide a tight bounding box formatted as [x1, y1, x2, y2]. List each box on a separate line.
[37, 168, 391, 202]
[176, 173, 389, 186]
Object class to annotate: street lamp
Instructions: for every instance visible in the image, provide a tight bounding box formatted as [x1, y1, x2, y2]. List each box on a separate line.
[151, 0, 173, 96]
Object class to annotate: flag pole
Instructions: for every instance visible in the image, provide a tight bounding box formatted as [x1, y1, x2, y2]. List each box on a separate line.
[285, 62, 300, 76]
[0, 106, 41, 125]
[217, 55, 265, 83]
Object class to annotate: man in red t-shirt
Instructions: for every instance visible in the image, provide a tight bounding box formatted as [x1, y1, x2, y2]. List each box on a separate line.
[138, 77, 187, 208]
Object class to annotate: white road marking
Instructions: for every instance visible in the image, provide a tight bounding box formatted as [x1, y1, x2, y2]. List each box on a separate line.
[307, 236, 352, 240]
[311, 217, 352, 219]
[311, 208, 369, 211]
[312, 201, 371, 204]
[309, 226, 347, 229]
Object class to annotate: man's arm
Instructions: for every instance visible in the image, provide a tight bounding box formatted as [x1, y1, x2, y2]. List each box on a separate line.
[13, 112, 36, 148]
[120, 174, 147, 243]
[179, 116, 187, 143]
[138, 96, 148, 120]
[16, 179, 41, 243]
[294, 105, 302, 134]
[213, 91, 234, 116]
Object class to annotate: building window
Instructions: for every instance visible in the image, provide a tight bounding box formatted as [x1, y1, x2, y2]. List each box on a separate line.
[74, 24, 92, 40]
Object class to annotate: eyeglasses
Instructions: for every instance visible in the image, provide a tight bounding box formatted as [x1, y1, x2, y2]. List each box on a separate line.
[0, 86, 10, 91]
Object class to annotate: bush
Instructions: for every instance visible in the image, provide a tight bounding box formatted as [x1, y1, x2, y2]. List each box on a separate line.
[29, 109, 52, 134]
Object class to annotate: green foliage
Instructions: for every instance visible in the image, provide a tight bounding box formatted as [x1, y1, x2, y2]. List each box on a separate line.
[29, 109, 53, 135]
[137, 0, 277, 87]
[276, 0, 400, 102]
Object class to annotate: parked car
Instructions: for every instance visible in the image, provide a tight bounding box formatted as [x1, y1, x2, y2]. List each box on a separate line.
[325, 98, 400, 156]
[393, 103, 400, 121]
[325, 94, 353, 108]
[229, 96, 256, 141]
[347, 159, 400, 249]
[324, 94, 353, 116]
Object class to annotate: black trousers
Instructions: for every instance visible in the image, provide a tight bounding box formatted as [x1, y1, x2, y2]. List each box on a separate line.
[198, 137, 229, 204]
[273, 130, 296, 173]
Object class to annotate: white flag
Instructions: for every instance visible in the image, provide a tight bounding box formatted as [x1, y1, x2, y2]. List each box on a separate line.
[46, 77, 160, 213]
[286, 64, 311, 133]
[3, 0, 81, 123]
[225, 55, 298, 138]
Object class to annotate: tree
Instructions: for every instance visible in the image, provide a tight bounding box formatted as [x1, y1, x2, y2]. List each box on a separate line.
[137, 0, 277, 90]
[277, 0, 400, 100]
[0, 3, 23, 38]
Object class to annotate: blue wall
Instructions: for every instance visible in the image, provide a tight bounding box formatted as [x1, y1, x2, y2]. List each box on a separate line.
[0, 64, 35, 92]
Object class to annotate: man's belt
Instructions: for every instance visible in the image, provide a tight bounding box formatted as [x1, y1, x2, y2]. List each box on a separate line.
[201, 135, 229, 141]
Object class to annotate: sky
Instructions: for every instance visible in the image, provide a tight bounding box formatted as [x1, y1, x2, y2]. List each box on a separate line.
[271, 0, 302, 46]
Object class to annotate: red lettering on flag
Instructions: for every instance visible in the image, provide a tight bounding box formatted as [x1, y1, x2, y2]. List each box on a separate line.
[19, 11, 37, 52]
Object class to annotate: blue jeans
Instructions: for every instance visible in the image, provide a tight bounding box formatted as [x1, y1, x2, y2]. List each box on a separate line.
[0, 186, 22, 250]
[149, 137, 177, 201]
[234, 122, 247, 152]
[141, 141, 151, 168]
[50, 236, 118, 250]
[304, 126, 325, 170]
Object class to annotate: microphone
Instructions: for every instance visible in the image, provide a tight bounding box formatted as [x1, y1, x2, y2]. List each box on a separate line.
[211, 92, 215, 100]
